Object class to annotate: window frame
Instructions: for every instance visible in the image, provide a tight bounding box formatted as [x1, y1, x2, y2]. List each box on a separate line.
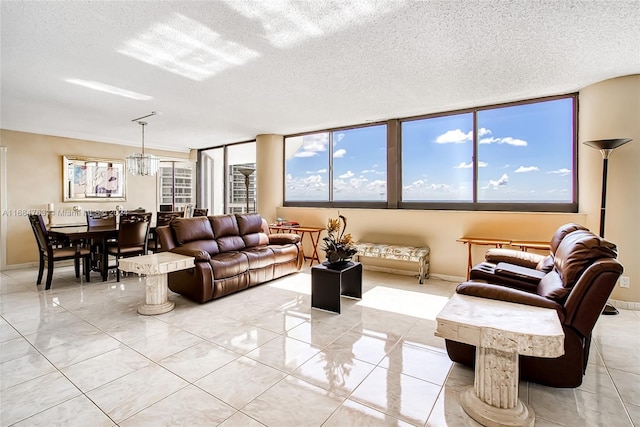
[285, 93, 578, 212]
[284, 121, 390, 209]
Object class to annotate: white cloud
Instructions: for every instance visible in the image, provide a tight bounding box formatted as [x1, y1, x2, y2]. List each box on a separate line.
[333, 148, 346, 158]
[454, 161, 488, 169]
[488, 174, 509, 188]
[547, 168, 570, 176]
[480, 136, 527, 146]
[339, 170, 354, 179]
[515, 166, 539, 173]
[478, 127, 492, 136]
[499, 137, 527, 146]
[436, 129, 471, 144]
[479, 137, 499, 144]
[454, 162, 473, 169]
[295, 151, 318, 158]
[317, 168, 327, 173]
[294, 133, 328, 157]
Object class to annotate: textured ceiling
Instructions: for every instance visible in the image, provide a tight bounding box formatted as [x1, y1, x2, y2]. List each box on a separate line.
[1, 1, 639, 153]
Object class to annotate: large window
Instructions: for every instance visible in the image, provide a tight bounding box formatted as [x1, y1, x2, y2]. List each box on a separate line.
[283, 95, 576, 212]
[285, 124, 387, 203]
[402, 113, 474, 202]
[401, 97, 575, 209]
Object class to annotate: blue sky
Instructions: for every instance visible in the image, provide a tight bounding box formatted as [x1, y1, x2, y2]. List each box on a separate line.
[286, 98, 574, 202]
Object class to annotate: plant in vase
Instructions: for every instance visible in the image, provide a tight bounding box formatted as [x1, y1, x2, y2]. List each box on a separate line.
[322, 215, 358, 265]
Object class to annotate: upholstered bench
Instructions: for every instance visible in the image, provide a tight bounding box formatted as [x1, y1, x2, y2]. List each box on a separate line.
[353, 242, 430, 284]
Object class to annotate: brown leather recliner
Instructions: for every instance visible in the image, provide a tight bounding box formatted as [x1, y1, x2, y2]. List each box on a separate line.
[157, 213, 304, 303]
[469, 223, 589, 292]
[445, 228, 623, 387]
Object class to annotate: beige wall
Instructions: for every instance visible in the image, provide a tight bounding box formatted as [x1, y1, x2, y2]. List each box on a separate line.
[579, 75, 640, 303]
[0, 129, 190, 266]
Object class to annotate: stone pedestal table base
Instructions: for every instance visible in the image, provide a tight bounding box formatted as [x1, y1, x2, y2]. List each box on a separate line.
[118, 253, 195, 316]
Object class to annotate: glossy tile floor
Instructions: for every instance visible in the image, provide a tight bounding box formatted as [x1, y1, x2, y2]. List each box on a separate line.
[1, 265, 638, 426]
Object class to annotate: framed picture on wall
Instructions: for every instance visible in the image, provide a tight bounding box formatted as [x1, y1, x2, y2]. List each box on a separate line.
[62, 156, 126, 201]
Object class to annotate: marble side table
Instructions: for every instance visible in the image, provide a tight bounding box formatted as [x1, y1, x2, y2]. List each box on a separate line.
[118, 253, 195, 315]
[435, 294, 564, 427]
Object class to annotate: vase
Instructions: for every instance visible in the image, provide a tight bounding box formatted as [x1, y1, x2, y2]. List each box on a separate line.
[323, 259, 353, 269]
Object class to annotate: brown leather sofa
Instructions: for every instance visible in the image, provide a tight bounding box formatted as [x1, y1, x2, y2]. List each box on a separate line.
[446, 226, 623, 387]
[156, 213, 304, 303]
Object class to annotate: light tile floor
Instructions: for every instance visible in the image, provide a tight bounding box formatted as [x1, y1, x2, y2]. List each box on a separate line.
[1, 265, 638, 426]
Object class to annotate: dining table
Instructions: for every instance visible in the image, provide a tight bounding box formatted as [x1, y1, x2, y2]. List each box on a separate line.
[47, 224, 118, 281]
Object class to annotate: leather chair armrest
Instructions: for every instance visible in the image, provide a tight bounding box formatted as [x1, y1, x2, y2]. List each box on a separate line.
[170, 247, 211, 262]
[485, 248, 545, 269]
[268, 233, 301, 245]
[456, 281, 565, 322]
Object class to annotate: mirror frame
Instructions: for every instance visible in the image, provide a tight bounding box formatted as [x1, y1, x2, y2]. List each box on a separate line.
[62, 156, 127, 202]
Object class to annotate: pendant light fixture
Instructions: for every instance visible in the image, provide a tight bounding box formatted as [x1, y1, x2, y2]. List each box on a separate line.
[126, 111, 160, 176]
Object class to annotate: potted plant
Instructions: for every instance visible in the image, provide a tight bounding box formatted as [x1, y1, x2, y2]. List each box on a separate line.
[322, 215, 357, 266]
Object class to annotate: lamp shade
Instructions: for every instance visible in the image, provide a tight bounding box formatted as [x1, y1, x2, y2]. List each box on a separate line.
[126, 152, 159, 176]
[127, 116, 159, 176]
[583, 138, 632, 151]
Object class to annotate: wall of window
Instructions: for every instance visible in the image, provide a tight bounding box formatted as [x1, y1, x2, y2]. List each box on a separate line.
[284, 95, 577, 212]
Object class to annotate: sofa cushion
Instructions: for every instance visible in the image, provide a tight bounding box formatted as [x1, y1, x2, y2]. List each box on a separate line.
[536, 270, 570, 303]
[172, 217, 215, 245]
[210, 214, 239, 238]
[209, 252, 249, 279]
[554, 230, 618, 288]
[236, 214, 269, 248]
[549, 223, 588, 254]
[243, 247, 276, 269]
[236, 213, 263, 235]
[536, 255, 555, 273]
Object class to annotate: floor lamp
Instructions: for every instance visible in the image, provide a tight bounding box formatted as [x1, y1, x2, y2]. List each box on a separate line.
[238, 167, 255, 213]
[583, 138, 632, 315]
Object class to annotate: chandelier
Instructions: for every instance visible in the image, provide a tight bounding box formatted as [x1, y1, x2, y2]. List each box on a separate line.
[126, 112, 160, 176]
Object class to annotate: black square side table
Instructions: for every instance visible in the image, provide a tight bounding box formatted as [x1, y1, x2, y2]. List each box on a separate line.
[311, 261, 362, 313]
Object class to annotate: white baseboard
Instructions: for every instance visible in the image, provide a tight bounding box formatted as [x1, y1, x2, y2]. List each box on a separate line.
[360, 264, 464, 284]
[608, 299, 640, 311]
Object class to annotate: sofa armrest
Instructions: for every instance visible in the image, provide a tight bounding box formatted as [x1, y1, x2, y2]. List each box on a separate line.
[456, 281, 564, 322]
[485, 248, 545, 269]
[268, 233, 301, 245]
[170, 247, 211, 262]
[495, 262, 546, 284]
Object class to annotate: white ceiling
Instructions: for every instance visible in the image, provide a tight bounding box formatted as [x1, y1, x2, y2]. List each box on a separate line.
[1, 1, 639, 153]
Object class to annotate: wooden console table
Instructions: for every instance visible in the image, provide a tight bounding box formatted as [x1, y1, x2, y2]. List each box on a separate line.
[510, 240, 551, 252]
[436, 294, 564, 427]
[269, 225, 324, 266]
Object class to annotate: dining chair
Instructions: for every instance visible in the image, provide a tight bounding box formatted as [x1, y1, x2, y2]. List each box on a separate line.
[192, 208, 208, 217]
[147, 211, 185, 253]
[28, 214, 91, 290]
[107, 212, 152, 281]
[85, 210, 117, 226]
[85, 210, 118, 271]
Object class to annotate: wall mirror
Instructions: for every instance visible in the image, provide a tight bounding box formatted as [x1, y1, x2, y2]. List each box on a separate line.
[63, 156, 127, 201]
